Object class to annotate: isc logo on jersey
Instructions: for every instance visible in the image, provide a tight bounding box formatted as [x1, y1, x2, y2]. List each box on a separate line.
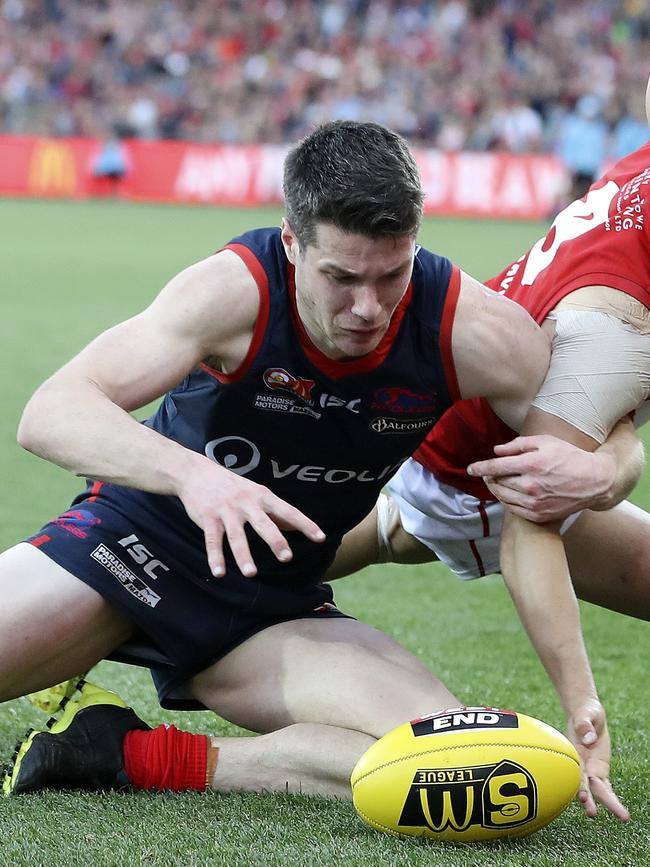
[351, 707, 580, 843]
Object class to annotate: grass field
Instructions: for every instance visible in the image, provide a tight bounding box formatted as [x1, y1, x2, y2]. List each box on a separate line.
[0, 198, 649, 866]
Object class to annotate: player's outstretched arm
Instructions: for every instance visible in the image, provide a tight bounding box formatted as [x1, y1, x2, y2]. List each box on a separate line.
[451, 278, 629, 821]
[17, 250, 324, 576]
[500, 504, 630, 822]
[497, 409, 629, 821]
[467, 415, 645, 521]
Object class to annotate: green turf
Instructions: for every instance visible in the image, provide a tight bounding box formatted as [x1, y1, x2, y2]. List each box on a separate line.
[0, 198, 649, 866]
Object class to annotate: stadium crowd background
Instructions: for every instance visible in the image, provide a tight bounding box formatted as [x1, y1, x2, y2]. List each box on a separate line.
[1, 0, 650, 184]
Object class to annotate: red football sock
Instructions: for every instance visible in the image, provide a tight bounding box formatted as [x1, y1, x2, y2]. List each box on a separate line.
[123, 725, 218, 792]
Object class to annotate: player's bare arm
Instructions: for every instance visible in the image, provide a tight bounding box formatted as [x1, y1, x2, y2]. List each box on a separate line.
[452, 281, 633, 821]
[448, 279, 600, 754]
[593, 417, 647, 508]
[17, 250, 325, 577]
[498, 407, 629, 822]
[451, 271, 551, 427]
[469, 287, 650, 821]
[450, 276, 604, 773]
[468, 416, 645, 522]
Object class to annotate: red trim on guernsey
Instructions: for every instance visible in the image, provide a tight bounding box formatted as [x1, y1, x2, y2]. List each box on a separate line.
[199, 243, 271, 384]
[439, 266, 462, 401]
[87, 481, 104, 503]
[478, 501, 490, 537]
[287, 264, 413, 381]
[30, 534, 51, 547]
[468, 539, 486, 577]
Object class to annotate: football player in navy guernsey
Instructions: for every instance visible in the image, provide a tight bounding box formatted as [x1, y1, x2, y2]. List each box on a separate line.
[0, 120, 617, 813]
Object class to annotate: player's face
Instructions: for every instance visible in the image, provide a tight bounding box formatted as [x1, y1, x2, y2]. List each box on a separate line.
[282, 220, 415, 360]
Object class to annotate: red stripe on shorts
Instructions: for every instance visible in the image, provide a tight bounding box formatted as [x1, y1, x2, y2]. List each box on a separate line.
[87, 481, 104, 503]
[478, 501, 490, 537]
[468, 539, 486, 577]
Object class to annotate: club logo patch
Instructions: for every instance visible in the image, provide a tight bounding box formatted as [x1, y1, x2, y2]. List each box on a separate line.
[264, 368, 315, 402]
[399, 760, 537, 833]
[256, 368, 321, 418]
[371, 387, 437, 415]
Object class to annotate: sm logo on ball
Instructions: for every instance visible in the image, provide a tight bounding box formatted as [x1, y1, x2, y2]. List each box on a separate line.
[398, 760, 537, 834]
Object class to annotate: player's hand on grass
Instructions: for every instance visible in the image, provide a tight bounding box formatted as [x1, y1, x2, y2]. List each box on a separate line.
[467, 435, 615, 522]
[568, 698, 630, 823]
[178, 459, 325, 578]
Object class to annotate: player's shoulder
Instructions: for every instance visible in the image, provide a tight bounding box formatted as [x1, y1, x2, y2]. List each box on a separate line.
[453, 270, 544, 364]
[224, 226, 288, 271]
[150, 240, 263, 350]
[163, 246, 259, 302]
[409, 245, 456, 315]
[452, 270, 550, 408]
[178, 226, 285, 290]
[456, 270, 532, 323]
[413, 243, 453, 281]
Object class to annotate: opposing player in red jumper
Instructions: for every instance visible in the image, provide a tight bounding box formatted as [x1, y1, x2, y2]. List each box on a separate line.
[329, 97, 650, 823]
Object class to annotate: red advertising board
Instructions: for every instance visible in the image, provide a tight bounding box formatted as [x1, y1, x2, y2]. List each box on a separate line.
[0, 135, 568, 220]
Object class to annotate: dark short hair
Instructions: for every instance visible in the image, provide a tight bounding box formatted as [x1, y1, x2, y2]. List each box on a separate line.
[283, 120, 424, 249]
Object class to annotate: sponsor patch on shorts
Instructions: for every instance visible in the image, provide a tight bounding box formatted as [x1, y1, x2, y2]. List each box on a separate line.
[90, 543, 161, 608]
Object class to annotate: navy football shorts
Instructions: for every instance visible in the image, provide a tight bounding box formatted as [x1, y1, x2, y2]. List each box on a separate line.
[25, 488, 349, 710]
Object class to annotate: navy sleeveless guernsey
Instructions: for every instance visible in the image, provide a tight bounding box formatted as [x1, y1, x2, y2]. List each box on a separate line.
[93, 227, 460, 583]
[26, 227, 462, 702]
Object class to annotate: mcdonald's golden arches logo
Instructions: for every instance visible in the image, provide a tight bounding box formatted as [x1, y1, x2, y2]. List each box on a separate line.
[28, 139, 77, 195]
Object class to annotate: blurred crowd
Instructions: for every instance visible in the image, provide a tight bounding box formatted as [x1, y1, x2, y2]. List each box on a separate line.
[1, 0, 650, 175]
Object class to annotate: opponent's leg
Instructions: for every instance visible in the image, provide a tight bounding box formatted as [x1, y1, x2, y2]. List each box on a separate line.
[325, 507, 382, 578]
[0, 543, 133, 700]
[326, 495, 436, 580]
[564, 501, 650, 619]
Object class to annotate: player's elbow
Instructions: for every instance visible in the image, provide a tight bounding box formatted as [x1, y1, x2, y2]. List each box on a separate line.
[16, 383, 56, 455]
[17, 399, 42, 454]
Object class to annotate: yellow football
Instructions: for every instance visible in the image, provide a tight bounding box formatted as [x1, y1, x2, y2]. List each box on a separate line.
[351, 706, 580, 843]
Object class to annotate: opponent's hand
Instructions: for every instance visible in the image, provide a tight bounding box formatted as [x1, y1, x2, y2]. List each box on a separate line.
[178, 458, 325, 578]
[568, 699, 630, 822]
[467, 435, 615, 522]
